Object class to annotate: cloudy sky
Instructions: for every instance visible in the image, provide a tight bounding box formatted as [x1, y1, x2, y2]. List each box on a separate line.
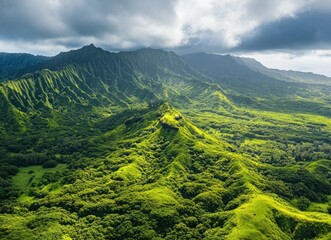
[1, 0, 331, 75]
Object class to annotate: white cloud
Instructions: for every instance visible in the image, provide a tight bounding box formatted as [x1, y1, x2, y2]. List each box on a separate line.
[175, 0, 311, 48]
[1, 0, 330, 75]
[1, 0, 326, 53]
[0, 39, 69, 56]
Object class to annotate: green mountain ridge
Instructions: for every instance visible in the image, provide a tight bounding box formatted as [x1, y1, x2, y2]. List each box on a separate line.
[0, 45, 330, 240]
[0, 45, 223, 131]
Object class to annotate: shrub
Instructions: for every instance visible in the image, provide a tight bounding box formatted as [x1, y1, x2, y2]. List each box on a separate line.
[297, 196, 311, 211]
[327, 205, 331, 214]
[42, 160, 58, 168]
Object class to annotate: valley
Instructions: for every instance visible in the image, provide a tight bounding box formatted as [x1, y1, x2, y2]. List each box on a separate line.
[0, 45, 330, 240]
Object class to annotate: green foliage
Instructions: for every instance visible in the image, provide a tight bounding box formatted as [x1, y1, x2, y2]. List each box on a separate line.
[42, 160, 58, 169]
[0, 46, 331, 239]
[297, 196, 311, 211]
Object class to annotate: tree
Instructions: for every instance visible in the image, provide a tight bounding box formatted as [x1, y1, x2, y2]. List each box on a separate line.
[42, 160, 58, 168]
[297, 196, 311, 211]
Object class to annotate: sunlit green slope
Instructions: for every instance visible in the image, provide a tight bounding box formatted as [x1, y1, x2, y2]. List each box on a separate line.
[1, 102, 330, 239]
[0, 46, 330, 239]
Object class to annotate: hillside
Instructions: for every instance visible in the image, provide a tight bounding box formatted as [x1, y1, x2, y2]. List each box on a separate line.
[0, 45, 222, 131]
[0, 45, 330, 240]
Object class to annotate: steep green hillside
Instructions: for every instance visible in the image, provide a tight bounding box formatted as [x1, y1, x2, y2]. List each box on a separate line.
[0, 46, 330, 240]
[0, 45, 222, 131]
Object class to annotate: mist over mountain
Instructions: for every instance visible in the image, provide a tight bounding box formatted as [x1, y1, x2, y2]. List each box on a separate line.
[0, 45, 331, 240]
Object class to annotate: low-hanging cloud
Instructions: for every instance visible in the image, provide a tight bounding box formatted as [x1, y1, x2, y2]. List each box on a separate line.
[0, 0, 331, 55]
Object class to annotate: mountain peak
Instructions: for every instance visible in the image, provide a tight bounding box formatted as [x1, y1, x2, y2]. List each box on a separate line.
[81, 43, 97, 50]
[77, 43, 102, 53]
[39, 44, 106, 70]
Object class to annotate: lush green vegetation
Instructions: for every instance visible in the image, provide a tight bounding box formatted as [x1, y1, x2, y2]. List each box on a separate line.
[0, 45, 330, 239]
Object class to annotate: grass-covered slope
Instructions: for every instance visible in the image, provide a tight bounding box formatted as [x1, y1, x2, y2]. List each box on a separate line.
[0, 45, 223, 130]
[0, 46, 215, 134]
[1, 102, 330, 239]
[0, 45, 331, 239]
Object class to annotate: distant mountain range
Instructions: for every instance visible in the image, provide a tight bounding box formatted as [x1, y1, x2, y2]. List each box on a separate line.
[3, 45, 330, 86]
[0, 53, 49, 80]
[184, 52, 331, 86]
[234, 55, 331, 86]
[1, 44, 330, 118]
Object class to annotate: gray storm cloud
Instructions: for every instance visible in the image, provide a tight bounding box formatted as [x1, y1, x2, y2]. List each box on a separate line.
[0, 0, 331, 55]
